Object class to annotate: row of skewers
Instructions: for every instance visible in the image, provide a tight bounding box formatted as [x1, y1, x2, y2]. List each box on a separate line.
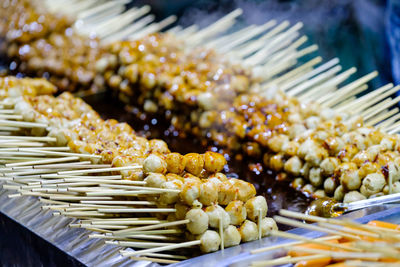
[0, 76, 276, 263]
[250, 209, 400, 267]
[3, 0, 400, 203]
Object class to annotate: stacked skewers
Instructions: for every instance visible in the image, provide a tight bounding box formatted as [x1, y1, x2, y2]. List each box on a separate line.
[3, 0, 400, 204]
[0, 76, 276, 262]
[251, 209, 400, 266]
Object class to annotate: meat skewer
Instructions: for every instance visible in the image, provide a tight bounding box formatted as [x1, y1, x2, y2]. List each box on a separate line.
[0, 76, 275, 259]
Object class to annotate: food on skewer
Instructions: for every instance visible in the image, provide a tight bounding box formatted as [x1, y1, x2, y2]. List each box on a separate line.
[2, 0, 400, 205]
[251, 210, 400, 267]
[0, 76, 276, 256]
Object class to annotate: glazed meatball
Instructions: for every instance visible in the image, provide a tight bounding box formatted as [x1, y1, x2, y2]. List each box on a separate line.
[199, 179, 218, 206]
[360, 172, 386, 197]
[204, 151, 227, 173]
[340, 169, 362, 191]
[180, 178, 201, 206]
[284, 156, 303, 176]
[229, 178, 256, 202]
[334, 185, 344, 201]
[184, 153, 204, 176]
[225, 200, 247, 225]
[165, 153, 186, 174]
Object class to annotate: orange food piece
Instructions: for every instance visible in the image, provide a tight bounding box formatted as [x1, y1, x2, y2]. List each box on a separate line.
[367, 220, 400, 231]
[288, 240, 339, 257]
[325, 262, 351, 267]
[294, 257, 332, 267]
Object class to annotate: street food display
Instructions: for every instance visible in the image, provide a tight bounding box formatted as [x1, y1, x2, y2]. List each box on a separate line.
[1, 0, 400, 265]
[0, 76, 275, 260]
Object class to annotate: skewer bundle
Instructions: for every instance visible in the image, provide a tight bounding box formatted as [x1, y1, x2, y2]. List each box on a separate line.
[250, 209, 400, 267]
[0, 76, 276, 262]
[2, 1, 400, 204]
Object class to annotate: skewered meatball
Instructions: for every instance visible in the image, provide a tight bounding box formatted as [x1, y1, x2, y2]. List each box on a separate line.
[323, 177, 337, 195]
[143, 154, 167, 174]
[309, 168, 323, 187]
[204, 151, 227, 173]
[217, 181, 237, 205]
[360, 172, 386, 197]
[229, 178, 256, 202]
[224, 225, 241, 247]
[334, 185, 344, 201]
[284, 156, 303, 176]
[340, 169, 362, 191]
[259, 217, 278, 237]
[199, 179, 218, 206]
[225, 200, 247, 225]
[159, 180, 182, 204]
[184, 153, 204, 176]
[244, 196, 268, 222]
[320, 157, 340, 176]
[180, 178, 201, 206]
[239, 220, 258, 242]
[185, 208, 209, 235]
[199, 230, 221, 253]
[205, 204, 231, 229]
[343, 191, 366, 203]
[144, 173, 167, 188]
[165, 153, 186, 174]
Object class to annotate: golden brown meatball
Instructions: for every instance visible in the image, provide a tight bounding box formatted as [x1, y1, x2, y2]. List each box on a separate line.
[165, 152, 186, 174]
[225, 200, 247, 225]
[184, 153, 204, 176]
[204, 151, 227, 173]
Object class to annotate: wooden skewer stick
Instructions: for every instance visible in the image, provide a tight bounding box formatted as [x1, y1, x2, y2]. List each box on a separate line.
[286, 246, 382, 260]
[19, 149, 102, 159]
[98, 208, 176, 213]
[274, 215, 361, 240]
[120, 240, 201, 257]
[58, 165, 141, 175]
[0, 119, 47, 128]
[367, 108, 399, 126]
[251, 255, 323, 267]
[251, 235, 341, 254]
[113, 219, 190, 235]
[80, 200, 156, 206]
[5, 156, 80, 167]
[0, 135, 56, 142]
[270, 230, 361, 252]
[108, 240, 178, 248]
[280, 58, 340, 91]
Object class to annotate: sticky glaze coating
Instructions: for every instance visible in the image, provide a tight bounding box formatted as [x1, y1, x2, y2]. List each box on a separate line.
[4, 77, 275, 253]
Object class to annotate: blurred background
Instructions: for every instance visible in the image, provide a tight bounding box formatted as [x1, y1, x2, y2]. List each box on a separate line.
[130, 0, 392, 90]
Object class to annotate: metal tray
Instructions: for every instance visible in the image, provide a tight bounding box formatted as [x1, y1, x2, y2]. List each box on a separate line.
[1, 180, 398, 267]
